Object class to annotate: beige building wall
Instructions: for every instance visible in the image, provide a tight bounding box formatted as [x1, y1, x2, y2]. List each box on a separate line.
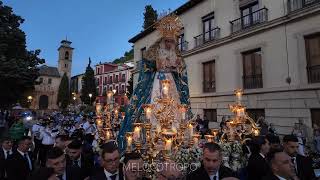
[130, 0, 320, 139]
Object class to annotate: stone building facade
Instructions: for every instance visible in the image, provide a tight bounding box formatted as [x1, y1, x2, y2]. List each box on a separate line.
[30, 40, 74, 110]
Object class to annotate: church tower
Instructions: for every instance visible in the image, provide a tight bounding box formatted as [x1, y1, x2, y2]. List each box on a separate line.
[58, 39, 74, 79]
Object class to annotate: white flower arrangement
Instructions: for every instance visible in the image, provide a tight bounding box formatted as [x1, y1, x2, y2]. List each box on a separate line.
[219, 142, 247, 172]
[173, 147, 203, 175]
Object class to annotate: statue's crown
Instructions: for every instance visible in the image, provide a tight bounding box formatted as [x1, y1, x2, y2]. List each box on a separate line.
[156, 13, 183, 39]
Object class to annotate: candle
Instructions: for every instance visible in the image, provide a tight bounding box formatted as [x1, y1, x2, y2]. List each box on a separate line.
[163, 86, 169, 96]
[188, 124, 193, 137]
[134, 127, 141, 141]
[165, 139, 172, 151]
[127, 136, 132, 147]
[181, 112, 186, 120]
[107, 91, 113, 102]
[146, 107, 152, 119]
[156, 125, 161, 133]
[106, 131, 111, 140]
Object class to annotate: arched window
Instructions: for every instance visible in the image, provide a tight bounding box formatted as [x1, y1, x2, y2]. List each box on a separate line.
[65, 51, 69, 60]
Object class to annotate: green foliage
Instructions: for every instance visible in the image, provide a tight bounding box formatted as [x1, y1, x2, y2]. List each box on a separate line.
[57, 73, 70, 109]
[81, 58, 97, 105]
[112, 49, 133, 64]
[143, 5, 158, 30]
[0, 1, 45, 108]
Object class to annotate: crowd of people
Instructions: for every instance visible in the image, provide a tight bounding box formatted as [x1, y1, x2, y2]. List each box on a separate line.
[0, 110, 319, 180]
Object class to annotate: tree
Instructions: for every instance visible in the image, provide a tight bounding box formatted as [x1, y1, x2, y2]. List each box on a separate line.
[81, 58, 96, 105]
[143, 5, 158, 30]
[112, 48, 134, 64]
[126, 75, 133, 99]
[57, 73, 70, 109]
[0, 1, 45, 108]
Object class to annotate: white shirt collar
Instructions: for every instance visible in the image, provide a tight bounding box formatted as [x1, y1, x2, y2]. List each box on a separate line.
[104, 169, 119, 180]
[275, 174, 288, 180]
[209, 171, 219, 180]
[2, 147, 12, 153]
[259, 153, 265, 159]
[17, 149, 27, 156]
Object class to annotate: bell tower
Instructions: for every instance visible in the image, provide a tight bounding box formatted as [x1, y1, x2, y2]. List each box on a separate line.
[58, 39, 74, 79]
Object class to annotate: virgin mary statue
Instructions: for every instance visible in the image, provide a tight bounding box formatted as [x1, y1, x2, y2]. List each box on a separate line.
[118, 14, 192, 152]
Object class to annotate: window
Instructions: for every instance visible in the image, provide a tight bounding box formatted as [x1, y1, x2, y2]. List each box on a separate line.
[104, 77, 107, 84]
[178, 33, 187, 51]
[240, 2, 259, 28]
[246, 109, 265, 122]
[141, 47, 146, 59]
[65, 51, 69, 60]
[97, 68, 100, 74]
[242, 48, 263, 89]
[116, 86, 119, 94]
[122, 74, 126, 82]
[48, 78, 52, 84]
[311, 109, 320, 128]
[109, 76, 113, 83]
[122, 85, 125, 94]
[203, 61, 216, 92]
[202, 12, 215, 42]
[204, 109, 217, 122]
[115, 75, 119, 82]
[65, 64, 68, 68]
[305, 33, 320, 83]
[39, 77, 43, 84]
[109, 87, 112, 91]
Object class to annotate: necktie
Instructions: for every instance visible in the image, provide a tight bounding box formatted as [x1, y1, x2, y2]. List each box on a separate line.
[110, 174, 117, 180]
[6, 151, 10, 159]
[73, 160, 79, 167]
[291, 157, 297, 174]
[213, 176, 217, 180]
[24, 154, 32, 170]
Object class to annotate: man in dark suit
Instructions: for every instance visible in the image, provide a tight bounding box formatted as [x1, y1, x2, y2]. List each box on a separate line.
[187, 142, 237, 180]
[247, 136, 271, 180]
[90, 141, 124, 180]
[6, 136, 33, 180]
[66, 139, 94, 179]
[283, 135, 316, 180]
[46, 147, 68, 180]
[262, 148, 298, 180]
[0, 137, 13, 179]
[122, 152, 149, 180]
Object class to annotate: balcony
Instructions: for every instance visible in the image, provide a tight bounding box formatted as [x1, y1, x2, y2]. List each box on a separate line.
[243, 74, 263, 89]
[194, 27, 220, 48]
[230, 8, 268, 33]
[308, 65, 320, 83]
[177, 41, 189, 52]
[203, 80, 216, 93]
[288, 0, 320, 12]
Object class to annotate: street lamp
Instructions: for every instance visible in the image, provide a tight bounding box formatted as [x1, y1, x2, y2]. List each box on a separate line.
[27, 96, 33, 108]
[89, 93, 93, 105]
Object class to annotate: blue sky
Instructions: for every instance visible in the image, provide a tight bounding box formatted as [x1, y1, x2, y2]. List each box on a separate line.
[3, 0, 187, 76]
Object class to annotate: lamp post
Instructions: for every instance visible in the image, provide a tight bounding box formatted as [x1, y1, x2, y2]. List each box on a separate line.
[73, 96, 76, 105]
[89, 93, 92, 105]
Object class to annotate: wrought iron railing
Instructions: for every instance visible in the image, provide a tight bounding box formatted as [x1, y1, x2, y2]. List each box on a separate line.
[177, 41, 189, 52]
[243, 74, 263, 89]
[288, 0, 320, 12]
[203, 80, 216, 92]
[308, 65, 320, 83]
[230, 8, 268, 33]
[194, 27, 220, 48]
